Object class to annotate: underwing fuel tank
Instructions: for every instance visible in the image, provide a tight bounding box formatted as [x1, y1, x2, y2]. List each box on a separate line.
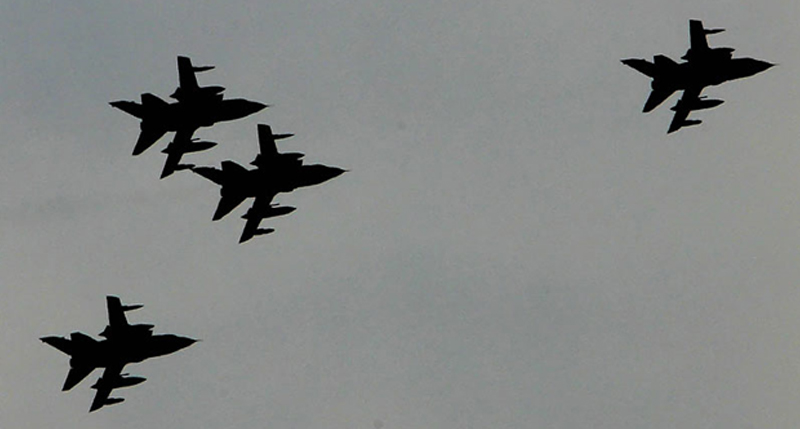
[692, 98, 724, 110]
[162, 140, 217, 154]
[92, 375, 146, 390]
[112, 375, 146, 389]
[253, 228, 275, 237]
[242, 205, 296, 220]
[671, 98, 724, 111]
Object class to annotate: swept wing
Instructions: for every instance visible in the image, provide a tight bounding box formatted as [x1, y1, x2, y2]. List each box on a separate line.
[89, 364, 124, 412]
[160, 127, 200, 179]
[239, 193, 279, 243]
[667, 86, 703, 133]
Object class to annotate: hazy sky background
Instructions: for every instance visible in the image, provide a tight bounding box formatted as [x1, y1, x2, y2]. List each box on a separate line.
[3, 1, 800, 428]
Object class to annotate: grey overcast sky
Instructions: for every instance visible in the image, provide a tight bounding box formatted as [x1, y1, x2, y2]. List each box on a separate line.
[3, 1, 800, 428]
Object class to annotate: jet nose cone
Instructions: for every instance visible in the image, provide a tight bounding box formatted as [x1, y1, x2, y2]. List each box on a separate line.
[219, 99, 269, 121]
[174, 337, 198, 351]
[243, 100, 269, 115]
[313, 165, 347, 184]
[742, 58, 775, 76]
[754, 61, 775, 73]
[324, 166, 347, 180]
[161, 335, 198, 353]
[253, 100, 269, 110]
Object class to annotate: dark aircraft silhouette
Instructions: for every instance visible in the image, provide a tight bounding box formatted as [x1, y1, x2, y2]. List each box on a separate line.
[41, 296, 196, 412]
[110, 56, 267, 157]
[192, 124, 346, 242]
[622, 19, 773, 133]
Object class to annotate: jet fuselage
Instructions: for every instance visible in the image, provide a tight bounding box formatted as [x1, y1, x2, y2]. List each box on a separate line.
[656, 56, 773, 90]
[219, 162, 346, 198]
[43, 333, 196, 373]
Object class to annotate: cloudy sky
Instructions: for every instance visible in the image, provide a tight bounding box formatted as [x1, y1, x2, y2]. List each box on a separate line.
[3, 1, 800, 428]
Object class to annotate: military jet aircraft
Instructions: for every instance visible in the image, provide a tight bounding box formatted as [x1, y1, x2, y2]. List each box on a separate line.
[192, 124, 346, 242]
[41, 296, 196, 412]
[622, 19, 773, 133]
[110, 56, 267, 157]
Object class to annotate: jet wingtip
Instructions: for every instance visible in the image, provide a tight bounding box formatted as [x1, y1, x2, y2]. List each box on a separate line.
[212, 210, 226, 221]
[132, 145, 148, 156]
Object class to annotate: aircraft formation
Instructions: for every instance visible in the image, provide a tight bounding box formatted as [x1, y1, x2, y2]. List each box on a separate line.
[41, 19, 772, 413]
[110, 56, 345, 241]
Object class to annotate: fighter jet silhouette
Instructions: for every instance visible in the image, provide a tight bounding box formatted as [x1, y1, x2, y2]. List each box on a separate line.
[192, 124, 346, 242]
[622, 19, 773, 133]
[41, 296, 196, 412]
[110, 56, 267, 158]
